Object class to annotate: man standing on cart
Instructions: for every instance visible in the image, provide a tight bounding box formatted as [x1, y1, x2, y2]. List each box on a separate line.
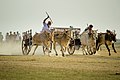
[41, 12, 53, 43]
[42, 13, 52, 33]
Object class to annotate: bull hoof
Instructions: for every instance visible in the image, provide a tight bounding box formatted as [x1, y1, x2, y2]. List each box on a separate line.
[109, 54, 111, 56]
[48, 51, 51, 53]
[56, 54, 58, 56]
[62, 54, 65, 57]
[94, 52, 96, 54]
[90, 53, 93, 55]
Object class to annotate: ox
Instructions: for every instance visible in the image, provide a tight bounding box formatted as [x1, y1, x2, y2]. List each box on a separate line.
[53, 29, 72, 57]
[80, 30, 98, 55]
[96, 30, 117, 56]
[32, 31, 52, 56]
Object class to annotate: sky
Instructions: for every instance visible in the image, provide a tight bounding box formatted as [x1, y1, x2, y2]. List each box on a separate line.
[0, 0, 120, 39]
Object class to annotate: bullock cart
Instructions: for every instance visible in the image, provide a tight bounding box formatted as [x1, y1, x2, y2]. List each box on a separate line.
[68, 29, 98, 55]
[67, 29, 81, 55]
[22, 27, 81, 56]
[22, 30, 52, 55]
[52, 27, 81, 55]
[22, 30, 32, 55]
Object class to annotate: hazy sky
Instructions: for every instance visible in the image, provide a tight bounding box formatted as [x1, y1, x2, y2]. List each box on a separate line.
[0, 0, 120, 38]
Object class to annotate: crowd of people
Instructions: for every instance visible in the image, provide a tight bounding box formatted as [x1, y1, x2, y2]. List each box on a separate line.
[0, 31, 21, 44]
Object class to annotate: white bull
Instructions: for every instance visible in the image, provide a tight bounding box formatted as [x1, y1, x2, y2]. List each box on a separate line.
[80, 30, 98, 55]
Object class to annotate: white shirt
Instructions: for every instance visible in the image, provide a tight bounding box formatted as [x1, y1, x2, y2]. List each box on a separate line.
[42, 23, 51, 33]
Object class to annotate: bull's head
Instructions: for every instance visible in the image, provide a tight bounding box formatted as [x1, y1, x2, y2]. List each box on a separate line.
[111, 33, 116, 42]
[110, 30, 116, 42]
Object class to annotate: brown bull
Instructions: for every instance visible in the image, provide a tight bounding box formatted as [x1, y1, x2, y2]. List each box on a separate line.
[32, 31, 52, 55]
[53, 29, 71, 57]
[96, 30, 117, 56]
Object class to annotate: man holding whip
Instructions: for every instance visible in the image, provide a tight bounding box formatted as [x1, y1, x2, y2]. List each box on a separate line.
[41, 12, 53, 44]
[41, 12, 53, 33]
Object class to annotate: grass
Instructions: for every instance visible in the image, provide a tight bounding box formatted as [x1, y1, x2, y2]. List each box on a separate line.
[0, 42, 120, 80]
[0, 54, 120, 80]
[0, 38, 120, 80]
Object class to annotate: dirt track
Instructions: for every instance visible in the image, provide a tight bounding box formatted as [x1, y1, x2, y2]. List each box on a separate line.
[0, 50, 120, 80]
[0, 43, 120, 80]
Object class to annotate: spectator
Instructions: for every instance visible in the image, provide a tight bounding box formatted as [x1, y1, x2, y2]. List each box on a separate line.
[0, 32, 3, 43]
[5, 32, 9, 42]
[16, 31, 21, 43]
[13, 32, 17, 41]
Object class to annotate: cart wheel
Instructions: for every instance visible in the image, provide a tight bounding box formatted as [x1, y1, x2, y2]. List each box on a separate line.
[22, 40, 31, 55]
[67, 45, 75, 55]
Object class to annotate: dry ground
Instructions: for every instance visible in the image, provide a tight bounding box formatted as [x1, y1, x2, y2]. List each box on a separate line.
[0, 43, 120, 80]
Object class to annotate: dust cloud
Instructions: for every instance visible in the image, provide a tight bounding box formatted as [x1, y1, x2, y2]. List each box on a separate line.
[0, 41, 44, 56]
[0, 42, 21, 55]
